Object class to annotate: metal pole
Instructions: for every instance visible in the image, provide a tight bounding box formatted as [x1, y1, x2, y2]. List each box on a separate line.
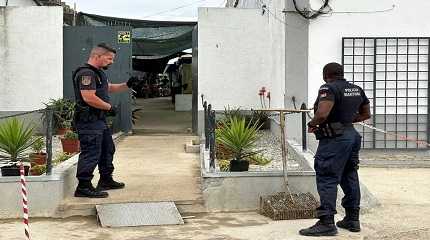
[45, 108, 53, 175]
[279, 110, 294, 202]
[209, 110, 216, 170]
[279, 111, 288, 186]
[301, 103, 307, 151]
[205, 103, 210, 149]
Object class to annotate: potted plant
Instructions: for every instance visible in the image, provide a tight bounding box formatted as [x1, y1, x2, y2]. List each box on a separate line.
[0, 118, 36, 176]
[29, 136, 46, 167]
[43, 98, 75, 135]
[57, 120, 72, 135]
[53, 152, 72, 165]
[30, 164, 46, 176]
[60, 130, 80, 154]
[216, 116, 262, 172]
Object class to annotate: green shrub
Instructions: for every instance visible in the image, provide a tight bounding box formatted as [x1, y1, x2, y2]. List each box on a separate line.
[63, 131, 78, 140]
[216, 117, 262, 161]
[31, 137, 45, 153]
[223, 105, 245, 121]
[0, 118, 36, 162]
[218, 159, 230, 172]
[43, 98, 75, 130]
[31, 164, 46, 175]
[53, 152, 72, 165]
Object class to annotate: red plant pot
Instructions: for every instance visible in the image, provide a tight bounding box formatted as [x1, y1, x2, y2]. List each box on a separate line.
[29, 153, 47, 166]
[61, 138, 80, 154]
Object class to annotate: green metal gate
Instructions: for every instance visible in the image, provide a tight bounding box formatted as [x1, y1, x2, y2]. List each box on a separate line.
[63, 26, 133, 132]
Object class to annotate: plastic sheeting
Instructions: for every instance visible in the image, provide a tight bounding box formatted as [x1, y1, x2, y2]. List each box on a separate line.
[78, 13, 196, 58]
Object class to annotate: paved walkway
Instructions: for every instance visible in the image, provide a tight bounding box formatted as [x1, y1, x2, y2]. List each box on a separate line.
[133, 97, 192, 134]
[2, 167, 430, 239]
[61, 134, 201, 209]
[60, 96, 200, 213]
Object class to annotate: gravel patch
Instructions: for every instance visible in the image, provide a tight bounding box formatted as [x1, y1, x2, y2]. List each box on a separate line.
[249, 130, 304, 171]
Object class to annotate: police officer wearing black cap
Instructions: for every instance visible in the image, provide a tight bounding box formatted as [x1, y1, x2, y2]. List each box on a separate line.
[72, 43, 139, 198]
[299, 62, 371, 236]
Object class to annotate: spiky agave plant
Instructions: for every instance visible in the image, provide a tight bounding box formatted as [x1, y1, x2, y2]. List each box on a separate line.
[216, 116, 262, 161]
[0, 118, 36, 163]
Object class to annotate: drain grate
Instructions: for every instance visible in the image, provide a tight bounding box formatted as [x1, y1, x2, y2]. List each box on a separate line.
[96, 202, 184, 227]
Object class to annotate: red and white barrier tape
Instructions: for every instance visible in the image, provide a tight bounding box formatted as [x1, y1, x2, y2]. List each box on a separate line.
[20, 162, 31, 240]
[355, 122, 430, 147]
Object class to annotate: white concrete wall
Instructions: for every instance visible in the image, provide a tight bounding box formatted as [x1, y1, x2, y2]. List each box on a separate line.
[0, 0, 36, 6]
[198, 6, 285, 110]
[283, 1, 310, 142]
[0, 6, 63, 111]
[307, 0, 430, 105]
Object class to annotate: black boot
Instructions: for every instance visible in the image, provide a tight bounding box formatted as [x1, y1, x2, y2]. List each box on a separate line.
[96, 176, 125, 191]
[299, 215, 338, 237]
[74, 181, 109, 198]
[336, 208, 361, 232]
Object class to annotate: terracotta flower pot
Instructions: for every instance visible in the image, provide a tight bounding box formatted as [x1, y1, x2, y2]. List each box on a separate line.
[57, 128, 71, 135]
[29, 153, 47, 166]
[61, 138, 80, 154]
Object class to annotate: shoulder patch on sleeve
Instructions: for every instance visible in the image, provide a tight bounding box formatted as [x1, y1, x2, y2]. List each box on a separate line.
[81, 76, 92, 86]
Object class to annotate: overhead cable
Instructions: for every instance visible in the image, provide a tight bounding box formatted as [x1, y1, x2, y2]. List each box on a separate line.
[143, 0, 210, 18]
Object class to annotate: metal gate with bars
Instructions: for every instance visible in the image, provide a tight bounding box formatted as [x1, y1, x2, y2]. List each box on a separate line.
[342, 37, 430, 149]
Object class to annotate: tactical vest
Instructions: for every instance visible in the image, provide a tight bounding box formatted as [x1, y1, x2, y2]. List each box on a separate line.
[72, 64, 109, 123]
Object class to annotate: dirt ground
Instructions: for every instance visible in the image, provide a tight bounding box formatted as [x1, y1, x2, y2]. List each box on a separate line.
[1, 167, 429, 240]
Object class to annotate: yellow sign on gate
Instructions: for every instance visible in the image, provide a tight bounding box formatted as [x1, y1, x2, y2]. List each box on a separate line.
[118, 31, 131, 44]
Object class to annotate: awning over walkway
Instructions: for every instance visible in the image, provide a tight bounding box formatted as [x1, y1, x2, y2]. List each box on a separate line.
[78, 13, 197, 58]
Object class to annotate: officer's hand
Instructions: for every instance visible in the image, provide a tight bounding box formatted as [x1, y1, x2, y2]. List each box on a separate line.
[126, 76, 140, 88]
[307, 122, 316, 133]
[107, 105, 118, 117]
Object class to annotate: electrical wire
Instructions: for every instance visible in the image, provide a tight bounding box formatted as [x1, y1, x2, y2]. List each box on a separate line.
[143, 0, 210, 18]
[329, 4, 396, 14]
[292, 0, 331, 19]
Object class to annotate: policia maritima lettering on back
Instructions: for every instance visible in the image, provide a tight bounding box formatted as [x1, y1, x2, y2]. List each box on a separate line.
[299, 62, 371, 237]
[72, 43, 139, 198]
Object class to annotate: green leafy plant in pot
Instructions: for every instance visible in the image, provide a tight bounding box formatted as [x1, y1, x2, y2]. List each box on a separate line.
[30, 164, 46, 176]
[216, 116, 262, 172]
[60, 130, 80, 154]
[43, 98, 75, 135]
[0, 118, 36, 176]
[29, 136, 47, 167]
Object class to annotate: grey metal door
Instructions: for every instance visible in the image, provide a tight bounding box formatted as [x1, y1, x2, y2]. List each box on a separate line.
[63, 26, 133, 132]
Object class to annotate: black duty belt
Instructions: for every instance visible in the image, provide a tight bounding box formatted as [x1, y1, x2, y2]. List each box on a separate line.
[314, 122, 349, 140]
[73, 105, 105, 123]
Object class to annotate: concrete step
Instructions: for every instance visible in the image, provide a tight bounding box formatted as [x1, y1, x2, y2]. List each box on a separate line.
[55, 199, 206, 218]
[132, 128, 193, 135]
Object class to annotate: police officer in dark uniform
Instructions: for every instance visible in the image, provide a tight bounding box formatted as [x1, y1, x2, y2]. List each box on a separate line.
[299, 62, 371, 236]
[72, 43, 139, 198]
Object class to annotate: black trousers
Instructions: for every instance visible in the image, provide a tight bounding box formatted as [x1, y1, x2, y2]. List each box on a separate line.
[76, 128, 115, 182]
[314, 127, 362, 217]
